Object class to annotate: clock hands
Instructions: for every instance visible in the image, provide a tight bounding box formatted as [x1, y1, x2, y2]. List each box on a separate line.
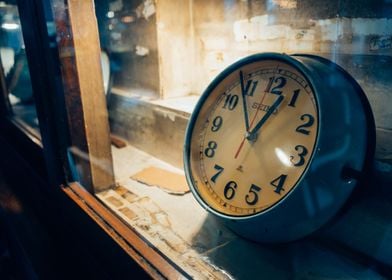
[239, 70, 250, 132]
[234, 67, 284, 159]
[246, 64, 280, 133]
[234, 94, 284, 159]
[234, 95, 284, 159]
[234, 135, 247, 159]
[247, 94, 284, 139]
[234, 71, 255, 159]
[234, 70, 255, 159]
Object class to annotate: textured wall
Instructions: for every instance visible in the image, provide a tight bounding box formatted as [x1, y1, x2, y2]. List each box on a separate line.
[108, 0, 392, 164]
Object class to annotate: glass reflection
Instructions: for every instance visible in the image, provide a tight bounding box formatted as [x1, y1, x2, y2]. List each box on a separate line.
[93, 0, 392, 278]
[275, 147, 292, 166]
[0, 3, 39, 136]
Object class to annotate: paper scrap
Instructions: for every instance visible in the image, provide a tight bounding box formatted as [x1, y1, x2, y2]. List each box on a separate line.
[131, 167, 189, 195]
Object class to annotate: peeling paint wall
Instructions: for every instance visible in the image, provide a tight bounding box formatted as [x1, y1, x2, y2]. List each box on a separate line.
[190, 0, 392, 93]
[189, 0, 392, 163]
[97, 0, 392, 164]
[98, 0, 392, 96]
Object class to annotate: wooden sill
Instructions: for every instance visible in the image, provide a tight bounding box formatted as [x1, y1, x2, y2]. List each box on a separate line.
[62, 182, 189, 280]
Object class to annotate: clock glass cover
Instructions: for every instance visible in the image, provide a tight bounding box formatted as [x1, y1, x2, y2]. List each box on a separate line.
[186, 58, 319, 217]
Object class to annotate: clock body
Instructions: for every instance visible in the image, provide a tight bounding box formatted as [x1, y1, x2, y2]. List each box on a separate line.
[184, 53, 374, 243]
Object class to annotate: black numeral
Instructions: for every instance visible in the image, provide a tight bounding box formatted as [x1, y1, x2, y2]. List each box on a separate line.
[243, 80, 258, 97]
[270, 174, 287, 194]
[224, 181, 237, 200]
[288, 89, 300, 107]
[223, 94, 239, 110]
[204, 141, 217, 158]
[245, 184, 261, 205]
[211, 116, 223, 132]
[211, 164, 224, 183]
[266, 77, 286, 95]
[290, 145, 308, 167]
[296, 114, 314, 135]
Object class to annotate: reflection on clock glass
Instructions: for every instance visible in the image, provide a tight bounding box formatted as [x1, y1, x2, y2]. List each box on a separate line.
[189, 60, 319, 217]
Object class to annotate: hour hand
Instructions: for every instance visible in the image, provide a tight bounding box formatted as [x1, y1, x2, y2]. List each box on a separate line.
[248, 94, 284, 139]
[239, 70, 250, 132]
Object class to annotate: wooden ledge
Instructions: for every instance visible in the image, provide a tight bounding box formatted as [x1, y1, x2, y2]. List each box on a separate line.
[62, 182, 189, 280]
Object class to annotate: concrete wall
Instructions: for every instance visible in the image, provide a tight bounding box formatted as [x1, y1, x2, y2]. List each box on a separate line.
[106, 0, 392, 166]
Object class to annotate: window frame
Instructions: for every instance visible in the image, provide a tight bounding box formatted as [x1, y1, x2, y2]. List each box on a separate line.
[0, 0, 189, 278]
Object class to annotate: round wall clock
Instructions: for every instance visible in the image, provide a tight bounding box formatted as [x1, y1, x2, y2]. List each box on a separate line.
[184, 53, 375, 243]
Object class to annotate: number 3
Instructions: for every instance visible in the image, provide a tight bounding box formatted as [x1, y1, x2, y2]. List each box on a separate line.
[290, 145, 308, 167]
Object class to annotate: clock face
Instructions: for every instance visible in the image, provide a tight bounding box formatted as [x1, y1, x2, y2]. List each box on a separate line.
[187, 59, 319, 217]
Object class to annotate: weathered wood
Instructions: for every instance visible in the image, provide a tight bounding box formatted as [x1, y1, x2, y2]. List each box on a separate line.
[110, 134, 127, 149]
[51, 0, 115, 192]
[64, 182, 189, 279]
[155, 0, 194, 98]
[108, 92, 189, 169]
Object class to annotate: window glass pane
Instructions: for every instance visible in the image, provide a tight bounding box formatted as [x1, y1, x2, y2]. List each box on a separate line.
[93, 0, 391, 278]
[0, 3, 39, 137]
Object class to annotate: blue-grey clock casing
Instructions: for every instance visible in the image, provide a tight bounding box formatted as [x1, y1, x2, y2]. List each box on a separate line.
[184, 53, 375, 243]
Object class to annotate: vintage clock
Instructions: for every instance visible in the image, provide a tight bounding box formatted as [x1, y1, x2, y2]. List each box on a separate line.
[184, 53, 375, 243]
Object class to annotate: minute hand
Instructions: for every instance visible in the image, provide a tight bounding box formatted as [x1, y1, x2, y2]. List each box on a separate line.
[248, 95, 284, 138]
[239, 71, 250, 131]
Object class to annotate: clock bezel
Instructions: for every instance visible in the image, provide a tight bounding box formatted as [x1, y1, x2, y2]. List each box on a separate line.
[184, 52, 322, 220]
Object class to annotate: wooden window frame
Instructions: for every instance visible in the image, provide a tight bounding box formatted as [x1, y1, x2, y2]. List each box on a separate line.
[0, 0, 189, 278]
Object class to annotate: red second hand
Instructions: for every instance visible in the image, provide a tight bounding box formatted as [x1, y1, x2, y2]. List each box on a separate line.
[234, 67, 279, 159]
[234, 137, 246, 159]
